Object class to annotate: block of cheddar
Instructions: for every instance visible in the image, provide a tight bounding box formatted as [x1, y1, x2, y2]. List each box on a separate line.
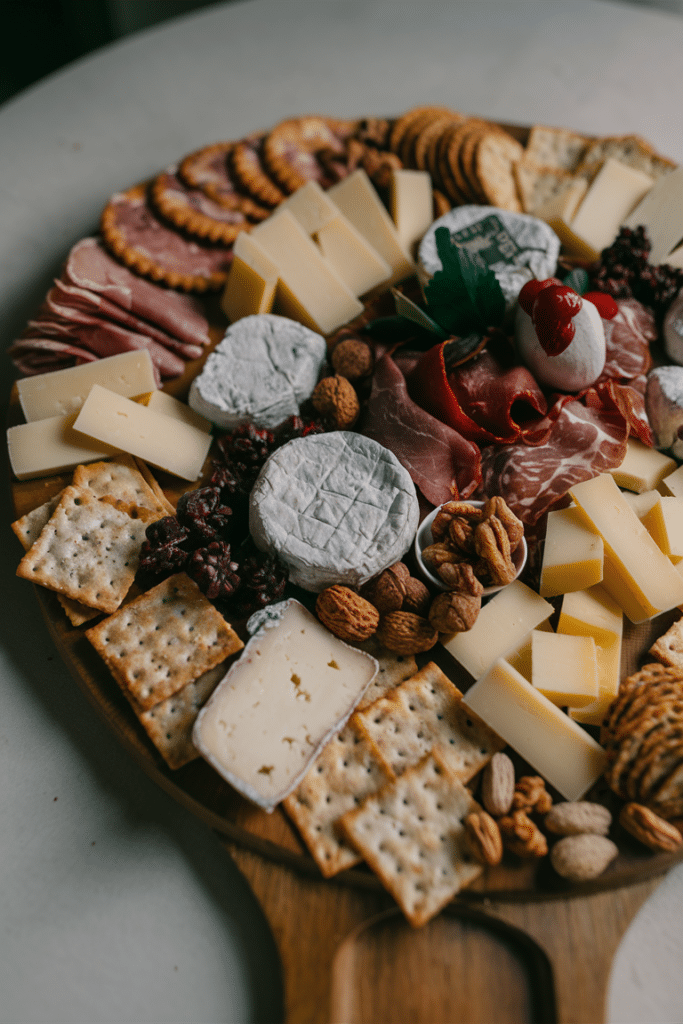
[530, 629, 599, 708]
[609, 436, 676, 494]
[539, 505, 603, 597]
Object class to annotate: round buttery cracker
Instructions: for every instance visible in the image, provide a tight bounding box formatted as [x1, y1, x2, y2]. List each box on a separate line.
[263, 115, 360, 194]
[101, 182, 233, 292]
[150, 167, 256, 246]
[474, 130, 525, 211]
[229, 133, 287, 208]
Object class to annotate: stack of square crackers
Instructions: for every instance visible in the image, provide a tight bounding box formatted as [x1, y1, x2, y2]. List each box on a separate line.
[12, 453, 243, 770]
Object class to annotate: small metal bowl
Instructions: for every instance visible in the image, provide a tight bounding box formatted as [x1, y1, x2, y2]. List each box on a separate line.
[414, 500, 527, 597]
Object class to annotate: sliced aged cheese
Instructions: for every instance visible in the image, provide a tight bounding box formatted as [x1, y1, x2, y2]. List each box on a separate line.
[188, 314, 326, 430]
[462, 658, 607, 801]
[7, 412, 121, 480]
[608, 436, 676, 493]
[622, 490, 668, 553]
[660, 496, 683, 562]
[569, 157, 654, 254]
[73, 385, 212, 481]
[568, 636, 622, 726]
[662, 464, 683, 498]
[389, 168, 434, 253]
[535, 176, 588, 226]
[569, 473, 683, 621]
[539, 505, 603, 597]
[558, 583, 622, 728]
[192, 599, 378, 811]
[15, 349, 157, 422]
[249, 431, 419, 592]
[327, 169, 415, 285]
[623, 165, 683, 265]
[277, 180, 339, 235]
[135, 389, 212, 433]
[506, 618, 553, 681]
[441, 580, 553, 680]
[220, 231, 279, 323]
[530, 629, 599, 708]
[250, 209, 363, 334]
[315, 216, 391, 297]
[542, 217, 600, 262]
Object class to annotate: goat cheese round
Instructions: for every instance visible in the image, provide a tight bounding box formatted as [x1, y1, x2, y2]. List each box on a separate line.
[417, 206, 560, 308]
[646, 365, 683, 451]
[188, 313, 327, 429]
[514, 297, 606, 392]
[249, 431, 420, 592]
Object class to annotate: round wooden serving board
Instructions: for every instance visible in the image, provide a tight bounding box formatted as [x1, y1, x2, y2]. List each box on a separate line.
[8, 172, 683, 1021]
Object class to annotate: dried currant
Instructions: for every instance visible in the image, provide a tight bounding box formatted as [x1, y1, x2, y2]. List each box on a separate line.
[176, 486, 233, 542]
[186, 541, 241, 601]
[229, 548, 289, 616]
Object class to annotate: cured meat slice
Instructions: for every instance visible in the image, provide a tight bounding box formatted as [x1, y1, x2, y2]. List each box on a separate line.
[600, 297, 656, 381]
[479, 400, 628, 524]
[100, 184, 233, 292]
[150, 167, 266, 246]
[360, 353, 482, 507]
[7, 336, 98, 375]
[64, 238, 212, 349]
[44, 281, 203, 360]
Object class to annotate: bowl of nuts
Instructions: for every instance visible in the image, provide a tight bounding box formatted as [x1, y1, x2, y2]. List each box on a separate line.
[414, 497, 527, 597]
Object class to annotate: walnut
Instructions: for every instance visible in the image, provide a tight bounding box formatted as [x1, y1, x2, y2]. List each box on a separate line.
[316, 585, 379, 642]
[360, 563, 407, 614]
[331, 337, 374, 381]
[311, 375, 360, 429]
[401, 577, 431, 616]
[512, 776, 552, 814]
[375, 611, 438, 655]
[498, 810, 548, 859]
[428, 590, 481, 633]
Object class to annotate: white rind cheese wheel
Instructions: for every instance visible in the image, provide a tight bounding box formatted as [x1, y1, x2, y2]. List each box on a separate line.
[417, 205, 560, 308]
[249, 431, 420, 592]
[188, 313, 327, 429]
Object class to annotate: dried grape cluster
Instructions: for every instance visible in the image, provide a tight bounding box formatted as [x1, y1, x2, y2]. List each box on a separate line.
[137, 417, 323, 616]
[589, 226, 683, 320]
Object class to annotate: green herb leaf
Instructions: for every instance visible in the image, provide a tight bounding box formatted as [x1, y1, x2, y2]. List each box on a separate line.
[563, 267, 590, 295]
[423, 226, 506, 335]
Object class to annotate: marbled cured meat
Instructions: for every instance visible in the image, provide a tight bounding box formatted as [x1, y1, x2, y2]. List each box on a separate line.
[64, 238, 212, 349]
[360, 353, 482, 507]
[600, 298, 656, 382]
[479, 400, 628, 524]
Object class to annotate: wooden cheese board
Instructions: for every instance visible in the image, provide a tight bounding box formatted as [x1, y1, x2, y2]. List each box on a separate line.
[8, 115, 683, 1020]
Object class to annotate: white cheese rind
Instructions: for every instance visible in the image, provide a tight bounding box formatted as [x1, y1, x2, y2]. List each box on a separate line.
[188, 314, 327, 430]
[192, 599, 378, 810]
[514, 298, 606, 392]
[417, 205, 560, 307]
[249, 431, 420, 592]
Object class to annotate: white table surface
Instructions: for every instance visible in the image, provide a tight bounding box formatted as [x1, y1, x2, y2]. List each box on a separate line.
[2, 1, 683, 1021]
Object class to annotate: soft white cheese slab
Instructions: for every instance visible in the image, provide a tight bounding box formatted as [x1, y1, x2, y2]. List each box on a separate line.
[192, 599, 378, 811]
[188, 313, 327, 429]
[248, 431, 420, 591]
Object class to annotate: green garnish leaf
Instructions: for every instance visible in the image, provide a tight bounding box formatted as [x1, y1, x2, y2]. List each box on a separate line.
[424, 226, 506, 335]
[563, 267, 590, 295]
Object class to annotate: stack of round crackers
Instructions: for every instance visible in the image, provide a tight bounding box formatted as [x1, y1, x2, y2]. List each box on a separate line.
[601, 660, 683, 820]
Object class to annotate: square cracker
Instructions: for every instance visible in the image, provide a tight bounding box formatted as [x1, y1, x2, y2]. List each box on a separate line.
[16, 485, 152, 614]
[73, 453, 168, 517]
[85, 573, 243, 711]
[524, 124, 590, 171]
[339, 750, 483, 927]
[137, 663, 226, 770]
[353, 661, 504, 781]
[283, 722, 393, 878]
[352, 638, 418, 711]
[650, 618, 683, 673]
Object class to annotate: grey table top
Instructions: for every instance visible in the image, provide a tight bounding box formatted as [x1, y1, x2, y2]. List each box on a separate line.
[2, 2, 683, 1020]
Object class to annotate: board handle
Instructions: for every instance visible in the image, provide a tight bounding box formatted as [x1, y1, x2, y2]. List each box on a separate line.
[224, 840, 662, 1024]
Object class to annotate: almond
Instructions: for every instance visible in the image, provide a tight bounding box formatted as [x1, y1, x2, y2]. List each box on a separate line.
[315, 585, 379, 642]
[550, 834, 619, 882]
[481, 751, 515, 817]
[374, 611, 438, 656]
[545, 801, 612, 837]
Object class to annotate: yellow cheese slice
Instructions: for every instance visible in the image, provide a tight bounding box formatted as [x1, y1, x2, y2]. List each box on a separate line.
[73, 384, 212, 481]
[462, 658, 608, 801]
[568, 636, 622, 726]
[506, 618, 553, 681]
[543, 215, 600, 262]
[530, 629, 599, 708]
[622, 490, 669, 553]
[7, 412, 121, 480]
[15, 349, 157, 423]
[623, 165, 683, 265]
[220, 232, 279, 323]
[569, 473, 683, 622]
[389, 168, 435, 253]
[609, 436, 676, 493]
[557, 583, 623, 649]
[535, 177, 588, 225]
[276, 180, 338, 235]
[660, 495, 683, 562]
[315, 216, 391, 297]
[327, 169, 415, 285]
[441, 580, 553, 680]
[569, 157, 654, 254]
[662, 464, 683, 498]
[250, 209, 364, 334]
[135, 389, 212, 433]
[539, 505, 603, 597]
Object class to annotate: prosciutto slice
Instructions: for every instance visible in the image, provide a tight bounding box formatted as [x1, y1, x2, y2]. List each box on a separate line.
[360, 353, 482, 507]
[479, 399, 628, 524]
[64, 238, 212, 349]
[6, 336, 98, 375]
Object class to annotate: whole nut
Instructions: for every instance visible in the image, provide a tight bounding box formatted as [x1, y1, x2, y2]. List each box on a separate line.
[481, 751, 515, 817]
[375, 611, 438, 656]
[512, 775, 552, 814]
[498, 810, 548, 859]
[545, 801, 612, 837]
[465, 811, 503, 866]
[360, 564, 407, 614]
[311, 375, 360, 429]
[619, 802, 683, 852]
[331, 336, 374, 381]
[401, 577, 432, 616]
[315, 585, 379, 642]
[428, 591, 481, 633]
[550, 834, 619, 882]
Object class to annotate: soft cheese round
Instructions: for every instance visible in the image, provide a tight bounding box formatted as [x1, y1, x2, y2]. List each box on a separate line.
[514, 297, 606, 392]
[417, 206, 560, 308]
[645, 365, 683, 451]
[249, 431, 420, 592]
[188, 313, 327, 429]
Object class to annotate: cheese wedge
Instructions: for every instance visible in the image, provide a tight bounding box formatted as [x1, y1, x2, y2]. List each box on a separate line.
[623, 165, 683, 265]
[530, 629, 599, 708]
[569, 157, 654, 254]
[221, 231, 279, 323]
[609, 436, 676, 493]
[622, 490, 668, 553]
[539, 505, 603, 597]
[389, 168, 434, 253]
[7, 412, 120, 480]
